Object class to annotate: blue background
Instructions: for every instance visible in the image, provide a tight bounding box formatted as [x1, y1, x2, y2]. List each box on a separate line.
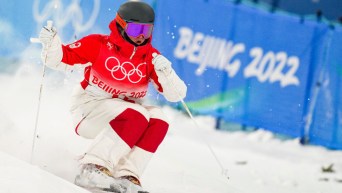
[0, 0, 341, 149]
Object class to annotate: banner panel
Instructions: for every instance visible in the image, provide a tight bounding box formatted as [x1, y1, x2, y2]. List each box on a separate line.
[154, 0, 330, 137]
[309, 28, 342, 149]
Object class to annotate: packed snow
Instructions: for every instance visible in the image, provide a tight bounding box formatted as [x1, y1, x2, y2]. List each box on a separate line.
[0, 58, 342, 193]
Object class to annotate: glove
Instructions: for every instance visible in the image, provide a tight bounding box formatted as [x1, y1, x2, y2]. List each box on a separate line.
[38, 21, 63, 69]
[38, 22, 57, 49]
[151, 53, 187, 102]
[152, 53, 172, 74]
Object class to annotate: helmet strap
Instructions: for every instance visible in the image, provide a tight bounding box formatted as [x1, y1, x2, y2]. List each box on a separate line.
[115, 13, 127, 29]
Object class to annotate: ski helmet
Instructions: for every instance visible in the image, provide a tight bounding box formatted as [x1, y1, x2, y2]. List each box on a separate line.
[117, 1, 155, 24]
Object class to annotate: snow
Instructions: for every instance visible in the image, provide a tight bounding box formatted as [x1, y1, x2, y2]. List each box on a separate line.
[0, 60, 342, 193]
[0, 151, 89, 193]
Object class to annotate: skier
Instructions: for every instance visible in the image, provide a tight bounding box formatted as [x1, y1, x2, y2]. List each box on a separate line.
[38, 1, 187, 192]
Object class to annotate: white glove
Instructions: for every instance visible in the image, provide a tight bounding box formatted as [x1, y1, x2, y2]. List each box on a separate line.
[152, 53, 172, 74]
[151, 53, 187, 102]
[39, 21, 57, 49]
[38, 21, 64, 70]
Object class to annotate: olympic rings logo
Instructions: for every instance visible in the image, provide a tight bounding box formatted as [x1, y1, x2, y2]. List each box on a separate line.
[105, 57, 146, 84]
[33, 0, 100, 42]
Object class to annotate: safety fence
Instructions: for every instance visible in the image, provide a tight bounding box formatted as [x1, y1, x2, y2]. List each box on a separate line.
[152, 0, 342, 149]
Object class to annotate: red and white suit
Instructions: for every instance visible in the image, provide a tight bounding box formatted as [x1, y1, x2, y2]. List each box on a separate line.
[44, 19, 187, 179]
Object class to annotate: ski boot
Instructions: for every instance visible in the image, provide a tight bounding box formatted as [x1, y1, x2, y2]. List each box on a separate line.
[111, 176, 149, 193]
[74, 163, 120, 192]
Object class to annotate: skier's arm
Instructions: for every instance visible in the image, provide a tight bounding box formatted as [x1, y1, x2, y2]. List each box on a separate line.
[39, 25, 100, 71]
[151, 53, 187, 102]
[61, 34, 102, 66]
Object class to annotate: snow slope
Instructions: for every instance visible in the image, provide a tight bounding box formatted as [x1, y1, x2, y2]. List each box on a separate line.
[0, 61, 342, 193]
[0, 151, 90, 193]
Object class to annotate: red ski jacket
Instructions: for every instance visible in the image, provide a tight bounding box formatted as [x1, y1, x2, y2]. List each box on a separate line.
[61, 19, 163, 102]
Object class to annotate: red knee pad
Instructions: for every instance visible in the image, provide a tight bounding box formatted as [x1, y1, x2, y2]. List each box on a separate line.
[109, 108, 148, 148]
[136, 118, 169, 153]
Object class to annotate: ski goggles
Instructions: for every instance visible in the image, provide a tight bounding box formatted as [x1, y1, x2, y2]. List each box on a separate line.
[116, 14, 154, 39]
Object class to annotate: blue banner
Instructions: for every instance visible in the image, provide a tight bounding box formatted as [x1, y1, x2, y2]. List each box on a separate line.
[309, 27, 342, 149]
[153, 0, 342, 143]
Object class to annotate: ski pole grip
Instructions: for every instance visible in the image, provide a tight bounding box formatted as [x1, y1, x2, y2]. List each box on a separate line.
[30, 20, 54, 44]
[46, 20, 53, 30]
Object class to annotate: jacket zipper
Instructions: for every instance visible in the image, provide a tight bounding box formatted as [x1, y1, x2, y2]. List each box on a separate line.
[130, 47, 137, 60]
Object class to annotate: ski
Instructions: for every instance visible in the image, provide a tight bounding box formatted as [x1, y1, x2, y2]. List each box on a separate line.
[83, 187, 121, 193]
[87, 187, 125, 193]
[83, 186, 149, 193]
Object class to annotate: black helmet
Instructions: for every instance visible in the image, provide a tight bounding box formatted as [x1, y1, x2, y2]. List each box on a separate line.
[117, 1, 155, 24]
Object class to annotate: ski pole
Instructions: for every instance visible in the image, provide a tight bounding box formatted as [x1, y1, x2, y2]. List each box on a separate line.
[162, 69, 230, 181]
[29, 20, 53, 164]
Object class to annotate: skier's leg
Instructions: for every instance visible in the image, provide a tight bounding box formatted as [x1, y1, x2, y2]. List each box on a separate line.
[134, 106, 169, 154]
[114, 106, 168, 178]
[76, 100, 151, 172]
[112, 106, 169, 192]
[70, 87, 154, 190]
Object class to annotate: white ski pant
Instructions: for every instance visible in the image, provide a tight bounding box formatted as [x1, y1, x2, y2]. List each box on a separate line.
[70, 85, 169, 179]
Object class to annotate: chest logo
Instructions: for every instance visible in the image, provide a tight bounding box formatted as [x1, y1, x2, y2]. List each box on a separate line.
[106, 42, 113, 50]
[69, 42, 81, 49]
[105, 57, 146, 84]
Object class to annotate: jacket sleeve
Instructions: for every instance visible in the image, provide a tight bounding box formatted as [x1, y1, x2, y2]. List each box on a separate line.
[44, 34, 101, 71]
[61, 34, 102, 65]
